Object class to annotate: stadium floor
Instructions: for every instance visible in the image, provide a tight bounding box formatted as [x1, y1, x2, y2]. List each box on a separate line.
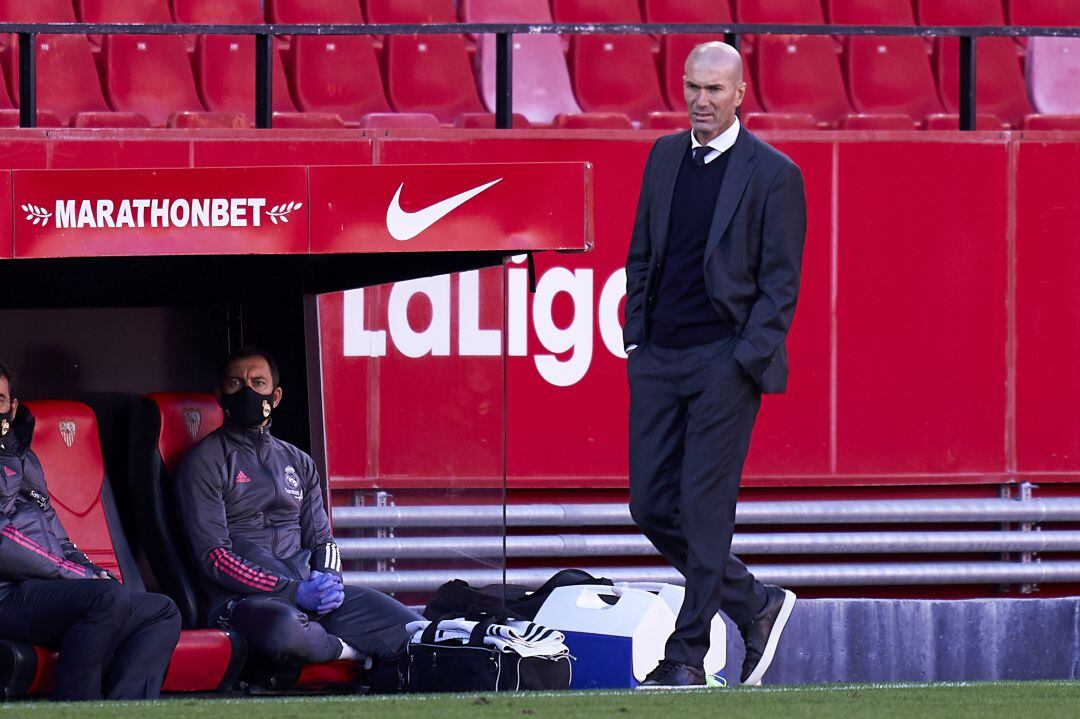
[3, 682, 1079, 719]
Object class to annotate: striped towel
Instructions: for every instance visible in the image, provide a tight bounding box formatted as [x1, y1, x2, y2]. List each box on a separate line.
[406, 618, 570, 658]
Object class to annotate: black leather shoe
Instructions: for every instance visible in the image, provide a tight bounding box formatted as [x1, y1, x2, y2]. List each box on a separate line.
[636, 659, 706, 689]
[739, 585, 797, 686]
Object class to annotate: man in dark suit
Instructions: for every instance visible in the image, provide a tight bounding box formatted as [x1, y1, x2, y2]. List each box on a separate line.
[625, 42, 806, 688]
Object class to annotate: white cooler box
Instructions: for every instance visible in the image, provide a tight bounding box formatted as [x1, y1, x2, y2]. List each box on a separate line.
[533, 583, 727, 688]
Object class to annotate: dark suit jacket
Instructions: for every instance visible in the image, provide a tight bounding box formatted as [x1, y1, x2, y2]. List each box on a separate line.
[623, 127, 807, 394]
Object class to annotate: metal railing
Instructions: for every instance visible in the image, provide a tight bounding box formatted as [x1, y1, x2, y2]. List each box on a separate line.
[5, 22, 1080, 131]
[334, 497, 1080, 592]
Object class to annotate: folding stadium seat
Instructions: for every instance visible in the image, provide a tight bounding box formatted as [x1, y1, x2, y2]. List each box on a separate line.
[168, 111, 249, 128]
[267, 0, 364, 23]
[360, 112, 440, 128]
[271, 112, 347, 128]
[474, 34, 581, 124]
[385, 34, 485, 122]
[196, 35, 298, 122]
[1023, 114, 1080, 131]
[6, 35, 152, 128]
[454, 112, 531, 128]
[916, 0, 1004, 25]
[935, 37, 1031, 127]
[103, 35, 207, 126]
[923, 113, 1006, 130]
[644, 112, 688, 130]
[553, 112, 634, 129]
[741, 112, 819, 130]
[0, 401, 246, 698]
[660, 35, 762, 113]
[844, 37, 944, 123]
[172, 0, 263, 23]
[839, 113, 919, 129]
[754, 35, 854, 127]
[365, 0, 456, 23]
[1027, 38, 1080, 115]
[128, 393, 356, 692]
[1007, 0, 1080, 26]
[642, 0, 733, 22]
[550, 0, 642, 22]
[76, 0, 172, 23]
[569, 35, 668, 121]
[734, 0, 825, 23]
[827, 0, 914, 24]
[0, 0, 76, 22]
[287, 36, 390, 122]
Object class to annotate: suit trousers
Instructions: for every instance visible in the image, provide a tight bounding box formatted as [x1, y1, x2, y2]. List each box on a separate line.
[0, 578, 181, 700]
[628, 336, 766, 667]
[226, 585, 422, 666]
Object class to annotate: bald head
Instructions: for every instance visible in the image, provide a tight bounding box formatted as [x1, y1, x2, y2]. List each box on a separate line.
[683, 42, 746, 143]
[684, 42, 744, 84]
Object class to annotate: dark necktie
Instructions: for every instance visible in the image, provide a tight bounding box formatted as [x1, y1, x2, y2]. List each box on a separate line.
[692, 145, 712, 167]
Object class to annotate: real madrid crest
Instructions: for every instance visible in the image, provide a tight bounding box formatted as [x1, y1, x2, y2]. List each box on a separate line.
[284, 465, 303, 501]
[1, 418, 8, 436]
[262, 399, 272, 418]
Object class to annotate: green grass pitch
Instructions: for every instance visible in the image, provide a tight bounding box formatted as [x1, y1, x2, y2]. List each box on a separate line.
[3, 682, 1079, 719]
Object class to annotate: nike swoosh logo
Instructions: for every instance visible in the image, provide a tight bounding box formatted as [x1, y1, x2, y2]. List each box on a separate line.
[385, 178, 502, 241]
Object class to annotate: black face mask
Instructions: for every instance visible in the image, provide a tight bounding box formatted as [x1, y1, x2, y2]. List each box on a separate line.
[222, 387, 275, 428]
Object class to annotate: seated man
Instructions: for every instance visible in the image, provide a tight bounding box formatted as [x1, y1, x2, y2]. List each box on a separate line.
[0, 362, 181, 701]
[177, 347, 420, 670]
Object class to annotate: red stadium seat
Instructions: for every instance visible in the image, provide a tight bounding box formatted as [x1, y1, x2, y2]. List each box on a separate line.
[196, 35, 297, 121]
[103, 35, 206, 126]
[1027, 38, 1080, 115]
[553, 112, 635, 129]
[72, 111, 152, 127]
[385, 34, 485, 122]
[734, 0, 825, 23]
[475, 34, 581, 124]
[288, 36, 391, 121]
[844, 37, 944, 122]
[570, 35, 668, 121]
[935, 37, 1032, 128]
[168, 111, 249, 128]
[741, 112, 819, 130]
[923, 113, 1006, 130]
[365, 0, 456, 22]
[172, 0, 263, 23]
[754, 35, 853, 126]
[6, 35, 111, 127]
[271, 112, 346, 128]
[1023, 114, 1080, 131]
[359, 112, 440, 128]
[839, 113, 919, 130]
[0, 0, 76, 22]
[0, 400, 246, 698]
[644, 111, 689, 130]
[76, 0, 172, 23]
[827, 0, 914, 24]
[460, 0, 552, 22]
[454, 112, 531, 128]
[267, 0, 364, 23]
[642, 0, 733, 22]
[1007, 0, 1080, 26]
[916, 0, 1004, 25]
[551, 0, 642, 22]
[0, 110, 63, 127]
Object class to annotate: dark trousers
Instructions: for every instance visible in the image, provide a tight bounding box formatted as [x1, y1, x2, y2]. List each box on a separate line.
[0, 578, 181, 701]
[628, 337, 767, 667]
[227, 585, 422, 666]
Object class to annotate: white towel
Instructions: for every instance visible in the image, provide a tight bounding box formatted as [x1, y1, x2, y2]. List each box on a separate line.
[406, 618, 570, 658]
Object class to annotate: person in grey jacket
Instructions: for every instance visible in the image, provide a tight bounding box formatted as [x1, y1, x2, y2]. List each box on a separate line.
[0, 363, 181, 701]
[176, 347, 420, 669]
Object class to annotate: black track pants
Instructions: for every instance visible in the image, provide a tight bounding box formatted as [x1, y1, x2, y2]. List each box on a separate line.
[0, 578, 181, 700]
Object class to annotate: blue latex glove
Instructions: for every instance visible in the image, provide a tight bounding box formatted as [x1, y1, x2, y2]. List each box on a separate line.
[317, 581, 345, 614]
[296, 570, 337, 611]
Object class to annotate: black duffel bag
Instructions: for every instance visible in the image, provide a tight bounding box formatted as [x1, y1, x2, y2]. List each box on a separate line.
[406, 617, 572, 693]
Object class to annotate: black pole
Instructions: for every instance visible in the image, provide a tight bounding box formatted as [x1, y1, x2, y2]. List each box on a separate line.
[724, 32, 740, 52]
[255, 32, 273, 129]
[959, 35, 976, 131]
[495, 32, 513, 129]
[18, 32, 36, 129]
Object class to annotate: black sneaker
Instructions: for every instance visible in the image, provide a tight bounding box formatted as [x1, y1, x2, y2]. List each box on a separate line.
[636, 659, 706, 690]
[739, 585, 797, 686]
